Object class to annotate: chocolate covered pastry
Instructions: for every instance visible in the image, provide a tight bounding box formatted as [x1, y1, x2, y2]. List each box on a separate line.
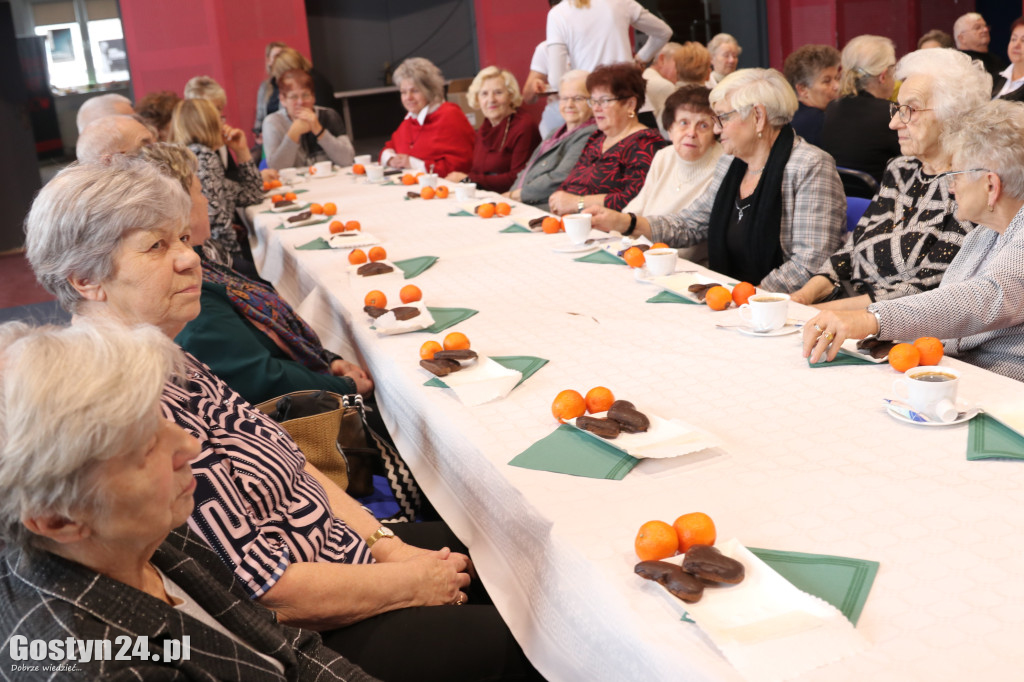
[433, 349, 478, 362]
[287, 210, 312, 223]
[363, 305, 388, 318]
[357, 262, 394, 276]
[390, 306, 421, 321]
[576, 415, 621, 439]
[682, 545, 745, 584]
[635, 561, 704, 603]
[419, 358, 460, 376]
[607, 400, 650, 433]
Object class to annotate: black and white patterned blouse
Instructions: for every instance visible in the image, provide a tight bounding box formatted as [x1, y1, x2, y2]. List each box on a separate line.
[871, 205, 1024, 381]
[189, 143, 265, 258]
[162, 353, 373, 599]
[819, 156, 976, 301]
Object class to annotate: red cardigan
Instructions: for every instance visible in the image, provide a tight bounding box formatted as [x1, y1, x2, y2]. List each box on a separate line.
[468, 111, 541, 193]
[382, 102, 475, 177]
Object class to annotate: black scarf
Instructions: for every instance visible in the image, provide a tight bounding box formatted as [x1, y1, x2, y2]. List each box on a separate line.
[707, 124, 794, 285]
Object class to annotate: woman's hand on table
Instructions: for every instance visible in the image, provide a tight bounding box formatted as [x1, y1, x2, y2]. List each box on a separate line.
[802, 310, 879, 363]
[387, 154, 409, 169]
[260, 168, 280, 184]
[507, 189, 522, 201]
[331, 359, 373, 395]
[586, 206, 631, 233]
[406, 547, 472, 606]
[446, 171, 469, 183]
[548, 190, 581, 216]
[790, 275, 835, 305]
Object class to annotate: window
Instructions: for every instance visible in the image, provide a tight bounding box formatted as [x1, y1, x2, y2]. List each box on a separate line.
[31, 0, 128, 90]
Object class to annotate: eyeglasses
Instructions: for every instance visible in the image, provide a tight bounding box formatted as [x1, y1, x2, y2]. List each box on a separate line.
[889, 102, 933, 123]
[586, 97, 621, 108]
[711, 109, 741, 128]
[559, 95, 588, 104]
[934, 168, 990, 191]
[284, 92, 315, 103]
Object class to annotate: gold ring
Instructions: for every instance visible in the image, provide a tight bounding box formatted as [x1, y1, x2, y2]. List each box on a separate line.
[455, 597, 464, 606]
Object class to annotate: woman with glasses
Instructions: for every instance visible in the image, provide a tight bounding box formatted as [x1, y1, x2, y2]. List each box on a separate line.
[804, 99, 1024, 380]
[791, 49, 991, 308]
[820, 35, 902, 183]
[508, 69, 596, 207]
[993, 17, 1024, 102]
[262, 69, 354, 170]
[589, 67, 844, 293]
[548, 63, 667, 215]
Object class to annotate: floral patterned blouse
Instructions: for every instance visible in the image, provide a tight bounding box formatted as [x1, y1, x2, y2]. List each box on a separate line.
[189, 144, 264, 258]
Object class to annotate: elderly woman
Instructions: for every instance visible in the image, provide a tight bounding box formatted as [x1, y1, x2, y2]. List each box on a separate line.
[171, 98, 263, 263]
[820, 35, 901, 183]
[791, 49, 991, 308]
[783, 45, 841, 146]
[263, 69, 354, 170]
[918, 29, 954, 50]
[381, 57, 474, 176]
[23, 157, 538, 682]
[620, 85, 723, 264]
[508, 69, 595, 207]
[445, 66, 541, 193]
[590, 68, 845, 293]
[993, 17, 1024, 102]
[0, 322, 375, 680]
[549, 63, 668, 214]
[139, 142, 371, 404]
[707, 33, 742, 86]
[804, 99, 1024, 381]
[677, 41, 713, 86]
[135, 89, 180, 141]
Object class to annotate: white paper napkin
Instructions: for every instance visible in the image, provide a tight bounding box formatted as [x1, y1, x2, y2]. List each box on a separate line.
[432, 356, 522, 406]
[328, 232, 382, 250]
[270, 201, 310, 213]
[568, 411, 720, 459]
[370, 303, 434, 335]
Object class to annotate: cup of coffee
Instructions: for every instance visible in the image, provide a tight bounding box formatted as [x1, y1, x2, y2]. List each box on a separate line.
[279, 168, 299, 184]
[366, 164, 385, 182]
[893, 366, 960, 422]
[312, 160, 332, 175]
[562, 213, 592, 245]
[455, 183, 476, 201]
[737, 293, 790, 332]
[354, 154, 372, 166]
[418, 173, 439, 189]
[644, 248, 678, 277]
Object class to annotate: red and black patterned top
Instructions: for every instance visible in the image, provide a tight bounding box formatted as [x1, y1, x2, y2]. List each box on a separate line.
[559, 127, 668, 210]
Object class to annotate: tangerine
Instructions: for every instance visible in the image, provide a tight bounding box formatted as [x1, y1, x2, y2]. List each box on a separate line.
[622, 246, 646, 268]
[329, 220, 345, 234]
[635, 520, 679, 561]
[477, 203, 496, 219]
[435, 185, 450, 198]
[585, 386, 615, 414]
[913, 336, 944, 366]
[731, 282, 756, 306]
[284, 192, 297, 201]
[348, 249, 367, 265]
[420, 186, 436, 200]
[262, 181, 272, 191]
[368, 246, 387, 262]
[705, 286, 732, 311]
[496, 202, 512, 216]
[551, 389, 586, 423]
[443, 332, 471, 351]
[402, 174, 417, 185]
[364, 290, 387, 308]
[352, 163, 366, 175]
[310, 203, 324, 215]
[650, 242, 669, 249]
[308, 166, 317, 175]
[270, 194, 284, 203]
[542, 216, 561, 233]
[322, 202, 337, 216]
[400, 284, 422, 303]
[888, 343, 921, 373]
[345, 220, 361, 232]
[672, 512, 716, 553]
[420, 340, 442, 360]
[271, 179, 283, 188]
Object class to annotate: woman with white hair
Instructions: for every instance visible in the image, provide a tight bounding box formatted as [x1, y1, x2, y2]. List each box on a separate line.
[381, 57, 475, 176]
[590, 68, 846, 293]
[445, 66, 541, 193]
[804, 99, 1024, 381]
[0, 322, 375, 680]
[820, 35, 902, 183]
[791, 49, 991, 308]
[707, 33, 741, 86]
[508, 69, 596, 207]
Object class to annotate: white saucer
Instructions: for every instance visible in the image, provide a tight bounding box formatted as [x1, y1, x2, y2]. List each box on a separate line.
[885, 400, 979, 427]
[552, 241, 599, 254]
[736, 324, 800, 337]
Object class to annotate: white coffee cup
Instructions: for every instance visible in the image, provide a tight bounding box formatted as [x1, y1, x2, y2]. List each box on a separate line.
[418, 173, 439, 188]
[644, 247, 678, 277]
[562, 213, 592, 245]
[279, 168, 299, 184]
[893, 365, 960, 422]
[737, 293, 790, 332]
[312, 160, 332, 175]
[455, 183, 476, 201]
[366, 164, 384, 182]
[354, 154, 372, 166]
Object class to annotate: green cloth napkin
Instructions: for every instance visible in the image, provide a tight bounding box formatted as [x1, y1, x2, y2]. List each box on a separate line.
[646, 291, 697, 305]
[417, 307, 478, 334]
[295, 237, 331, 250]
[967, 412, 1024, 460]
[448, 209, 474, 217]
[500, 223, 532, 233]
[575, 249, 626, 265]
[424, 355, 549, 389]
[808, 351, 877, 368]
[393, 256, 438, 279]
[508, 424, 639, 479]
[748, 548, 879, 625]
[275, 217, 329, 230]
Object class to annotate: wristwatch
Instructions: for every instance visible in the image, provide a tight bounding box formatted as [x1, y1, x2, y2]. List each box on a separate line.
[576, 198, 585, 213]
[365, 525, 395, 548]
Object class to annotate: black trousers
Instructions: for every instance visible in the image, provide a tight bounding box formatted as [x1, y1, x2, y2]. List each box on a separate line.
[320, 522, 544, 682]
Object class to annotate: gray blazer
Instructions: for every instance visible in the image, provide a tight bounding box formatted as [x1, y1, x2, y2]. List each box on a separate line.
[514, 122, 597, 207]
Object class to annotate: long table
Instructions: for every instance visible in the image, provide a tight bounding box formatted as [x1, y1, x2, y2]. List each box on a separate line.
[248, 172, 1024, 682]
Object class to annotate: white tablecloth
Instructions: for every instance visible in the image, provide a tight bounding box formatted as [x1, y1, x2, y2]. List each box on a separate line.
[247, 172, 1024, 682]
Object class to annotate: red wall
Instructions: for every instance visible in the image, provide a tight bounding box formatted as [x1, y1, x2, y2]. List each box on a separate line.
[120, 0, 310, 145]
